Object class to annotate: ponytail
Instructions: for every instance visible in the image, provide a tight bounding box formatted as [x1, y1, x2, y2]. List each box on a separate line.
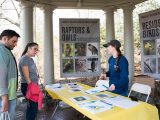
[21, 42, 38, 56]
[114, 47, 122, 71]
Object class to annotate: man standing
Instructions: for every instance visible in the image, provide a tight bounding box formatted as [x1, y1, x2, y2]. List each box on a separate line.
[0, 29, 20, 120]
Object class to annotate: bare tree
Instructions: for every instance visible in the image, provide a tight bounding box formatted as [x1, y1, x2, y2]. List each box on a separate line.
[0, 0, 20, 27]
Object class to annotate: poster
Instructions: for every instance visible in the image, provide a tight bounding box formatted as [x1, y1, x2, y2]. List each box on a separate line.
[139, 9, 160, 78]
[60, 19, 100, 77]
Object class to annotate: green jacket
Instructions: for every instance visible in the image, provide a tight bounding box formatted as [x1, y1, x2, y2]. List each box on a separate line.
[0, 43, 17, 100]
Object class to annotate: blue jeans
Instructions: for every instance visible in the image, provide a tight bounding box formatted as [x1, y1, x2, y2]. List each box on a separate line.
[0, 98, 17, 120]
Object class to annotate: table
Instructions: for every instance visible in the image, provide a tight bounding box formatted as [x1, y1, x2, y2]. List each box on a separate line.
[46, 82, 159, 120]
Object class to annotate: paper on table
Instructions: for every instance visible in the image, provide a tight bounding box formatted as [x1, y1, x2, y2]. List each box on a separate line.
[85, 86, 108, 94]
[104, 96, 139, 109]
[45, 83, 64, 91]
[104, 96, 126, 104]
[113, 100, 139, 109]
[96, 80, 109, 88]
[66, 83, 82, 89]
[45, 83, 61, 88]
[78, 100, 112, 114]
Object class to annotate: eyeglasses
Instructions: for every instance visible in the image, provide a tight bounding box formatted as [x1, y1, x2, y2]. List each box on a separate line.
[33, 48, 39, 51]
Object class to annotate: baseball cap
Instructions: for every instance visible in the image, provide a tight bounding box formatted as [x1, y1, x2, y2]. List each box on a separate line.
[103, 40, 121, 48]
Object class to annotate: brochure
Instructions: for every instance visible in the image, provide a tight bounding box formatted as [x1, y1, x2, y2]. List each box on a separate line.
[85, 86, 108, 94]
[78, 100, 112, 114]
[68, 88, 82, 92]
[95, 93, 113, 99]
[45, 83, 61, 88]
[66, 83, 82, 89]
[45, 83, 64, 91]
[70, 96, 90, 102]
[96, 80, 109, 88]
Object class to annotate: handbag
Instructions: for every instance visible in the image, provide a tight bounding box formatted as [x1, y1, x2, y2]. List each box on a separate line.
[0, 111, 11, 120]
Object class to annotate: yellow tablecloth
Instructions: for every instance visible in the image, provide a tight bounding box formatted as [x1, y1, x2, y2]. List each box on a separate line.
[46, 83, 159, 120]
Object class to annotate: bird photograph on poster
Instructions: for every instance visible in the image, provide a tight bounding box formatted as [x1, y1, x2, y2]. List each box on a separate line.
[143, 40, 156, 55]
[62, 59, 74, 73]
[156, 39, 160, 56]
[87, 58, 98, 72]
[158, 58, 160, 74]
[87, 43, 98, 56]
[75, 59, 86, 72]
[62, 43, 74, 57]
[75, 43, 86, 56]
[144, 57, 156, 73]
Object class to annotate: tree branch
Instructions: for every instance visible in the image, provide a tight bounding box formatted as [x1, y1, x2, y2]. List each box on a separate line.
[1, 0, 7, 5]
[1, 17, 20, 27]
[10, 0, 20, 18]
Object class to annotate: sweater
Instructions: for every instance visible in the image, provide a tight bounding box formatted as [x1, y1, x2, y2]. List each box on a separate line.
[106, 55, 129, 95]
[26, 83, 43, 110]
[0, 43, 17, 100]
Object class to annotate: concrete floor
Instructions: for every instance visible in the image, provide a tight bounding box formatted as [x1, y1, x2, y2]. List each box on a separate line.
[15, 97, 91, 120]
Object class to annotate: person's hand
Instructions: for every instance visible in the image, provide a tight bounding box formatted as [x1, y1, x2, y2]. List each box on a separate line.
[108, 84, 115, 91]
[27, 80, 32, 84]
[99, 73, 106, 80]
[1, 95, 8, 112]
[27, 81, 32, 90]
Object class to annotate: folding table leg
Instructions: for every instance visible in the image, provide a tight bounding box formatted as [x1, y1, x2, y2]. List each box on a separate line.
[51, 100, 60, 119]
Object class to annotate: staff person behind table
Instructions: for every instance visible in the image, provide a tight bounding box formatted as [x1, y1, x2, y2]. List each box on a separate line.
[99, 40, 129, 96]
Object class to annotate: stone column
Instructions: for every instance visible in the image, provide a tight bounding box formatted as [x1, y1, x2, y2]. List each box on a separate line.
[103, 7, 115, 69]
[42, 5, 55, 84]
[123, 4, 135, 84]
[104, 7, 115, 43]
[20, 1, 34, 49]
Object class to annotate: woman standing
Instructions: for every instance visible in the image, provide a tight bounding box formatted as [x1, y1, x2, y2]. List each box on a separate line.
[100, 40, 129, 96]
[19, 42, 39, 120]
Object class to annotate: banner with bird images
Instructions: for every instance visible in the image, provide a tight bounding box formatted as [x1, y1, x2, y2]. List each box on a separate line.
[139, 8, 160, 78]
[59, 18, 100, 77]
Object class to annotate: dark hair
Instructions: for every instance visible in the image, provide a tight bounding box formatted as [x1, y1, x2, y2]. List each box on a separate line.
[21, 42, 38, 56]
[0, 29, 20, 40]
[114, 46, 122, 71]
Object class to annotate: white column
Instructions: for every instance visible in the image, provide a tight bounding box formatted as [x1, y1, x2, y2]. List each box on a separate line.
[104, 7, 115, 43]
[123, 5, 135, 84]
[42, 5, 55, 84]
[20, 1, 34, 49]
[104, 7, 115, 69]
